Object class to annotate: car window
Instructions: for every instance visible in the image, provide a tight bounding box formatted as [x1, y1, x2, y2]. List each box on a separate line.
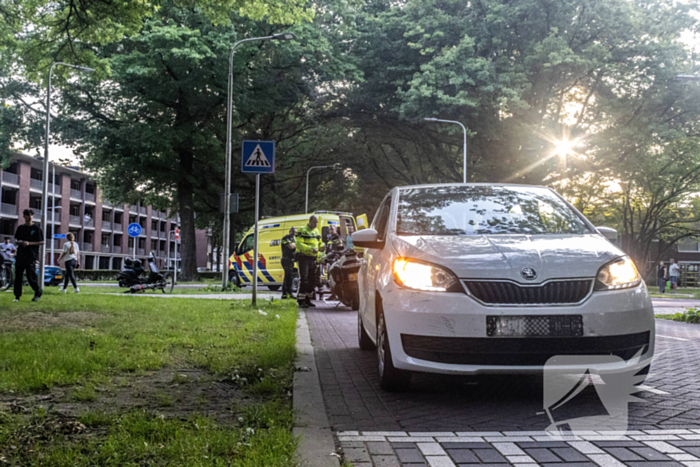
[396, 186, 589, 236]
[238, 235, 255, 254]
[373, 196, 393, 240]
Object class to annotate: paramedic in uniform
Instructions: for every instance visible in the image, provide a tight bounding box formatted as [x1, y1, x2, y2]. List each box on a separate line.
[280, 227, 297, 299]
[296, 215, 321, 308]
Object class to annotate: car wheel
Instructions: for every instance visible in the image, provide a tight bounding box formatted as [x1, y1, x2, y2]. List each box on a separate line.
[228, 270, 241, 287]
[377, 312, 411, 391]
[358, 312, 375, 350]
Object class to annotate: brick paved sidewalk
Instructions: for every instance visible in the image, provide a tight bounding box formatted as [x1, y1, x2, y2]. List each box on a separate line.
[306, 301, 700, 465]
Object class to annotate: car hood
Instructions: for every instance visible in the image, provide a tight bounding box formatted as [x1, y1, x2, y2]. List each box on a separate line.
[392, 234, 622, 282]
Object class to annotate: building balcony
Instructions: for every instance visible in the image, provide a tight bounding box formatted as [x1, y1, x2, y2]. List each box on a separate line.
[83, 242, 93, 251]
[30, 178, 43, 190]
[129, 205, 138, 214]
[70, 189, 82, 200]
[101, 245, 111, 253]
[113, 246, 122, 254]
[84, 218, 95, 228]
[0, 203, 17, 216]
[85, 192, 96, 202]
[69, 215, 82, 226]
[103, 200, 112, 208]
[113, 223, 123, 232]
[137, 248, 145, 256]
[139, 206, 146, 215]
[103, 221, 112, 230]
[1, 171, 19, 185]
[159, 231, 166, 239]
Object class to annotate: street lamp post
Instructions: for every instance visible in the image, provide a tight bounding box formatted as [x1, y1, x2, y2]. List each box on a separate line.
[50, 206, 62, 265]
[222, 32, 296, 289]
[424, 117, 468, 183]
[305, 165, 334, 214]
[40, 62, 94, 291]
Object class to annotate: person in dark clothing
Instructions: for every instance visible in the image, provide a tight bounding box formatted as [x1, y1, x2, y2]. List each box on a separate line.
[280, 227, 297, 299]
[13, 209, 45, 302]
[658, 261, 667, 294]
[328, 225, 344, 253]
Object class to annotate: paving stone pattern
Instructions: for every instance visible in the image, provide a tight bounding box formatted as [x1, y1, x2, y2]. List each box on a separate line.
[306, 302, 700, 465]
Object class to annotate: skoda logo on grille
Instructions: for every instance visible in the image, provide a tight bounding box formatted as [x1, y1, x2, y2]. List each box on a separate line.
[521, 267, 537, 280]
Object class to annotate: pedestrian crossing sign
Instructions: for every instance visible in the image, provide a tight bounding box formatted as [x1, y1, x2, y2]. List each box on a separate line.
[242, 140, 275, 174]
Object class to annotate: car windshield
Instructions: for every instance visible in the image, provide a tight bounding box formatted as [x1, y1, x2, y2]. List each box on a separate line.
[396, 186, 590, 236]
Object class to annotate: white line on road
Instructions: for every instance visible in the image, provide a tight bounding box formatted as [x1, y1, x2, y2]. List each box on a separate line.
[657, 334, 690, 341]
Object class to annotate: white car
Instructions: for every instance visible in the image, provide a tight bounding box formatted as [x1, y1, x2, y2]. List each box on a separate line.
[352, 184, 654, 391]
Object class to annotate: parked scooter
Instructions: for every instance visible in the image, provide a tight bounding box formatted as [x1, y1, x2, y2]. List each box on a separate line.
[325, 249, 361, 309]
[118, 256, 174, 294]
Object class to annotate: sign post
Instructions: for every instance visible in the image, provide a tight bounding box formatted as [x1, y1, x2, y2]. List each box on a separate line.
[241, 140, 275, 306]
[127, 223, 142, 260]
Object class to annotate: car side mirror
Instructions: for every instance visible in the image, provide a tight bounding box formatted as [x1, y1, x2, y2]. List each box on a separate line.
[352, 229, 384, 249]
[596, 226, 617, 242]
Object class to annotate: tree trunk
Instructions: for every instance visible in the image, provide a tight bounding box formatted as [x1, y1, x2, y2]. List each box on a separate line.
[178, 151, 198, 282]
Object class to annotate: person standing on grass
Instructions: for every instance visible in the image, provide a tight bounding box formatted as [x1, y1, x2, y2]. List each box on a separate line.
[658, 260, 667, 294]
[13, 209, 44, 302]
[669, 258, 680, 294]
[57, 232, 80, 293]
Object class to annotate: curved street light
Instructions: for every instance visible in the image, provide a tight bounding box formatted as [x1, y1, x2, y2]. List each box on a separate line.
[40, 62, 94, 291]
[222, 32, 296, 289]
[424, 117, 468, 183]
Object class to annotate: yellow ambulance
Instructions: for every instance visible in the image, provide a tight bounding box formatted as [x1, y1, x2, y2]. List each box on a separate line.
[228, 211, 368, 290]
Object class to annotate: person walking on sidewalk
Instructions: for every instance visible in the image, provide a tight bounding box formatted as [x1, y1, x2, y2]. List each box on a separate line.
[296, 215, 320, 308]
[280, 227, 297, 299]
[669, 258, 680, 294]
[57, 232, 80, 293]
[13, 209, 44, 302]
[658, 260, 667, 294]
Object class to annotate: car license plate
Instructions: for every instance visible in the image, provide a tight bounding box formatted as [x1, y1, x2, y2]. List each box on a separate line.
[348, 272, 358, 282]
[486, 315, 583, 337]
[56, 275, 62, 279]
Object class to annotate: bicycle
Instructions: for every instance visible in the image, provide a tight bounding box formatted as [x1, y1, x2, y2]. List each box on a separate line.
[0, 259, 13, 292]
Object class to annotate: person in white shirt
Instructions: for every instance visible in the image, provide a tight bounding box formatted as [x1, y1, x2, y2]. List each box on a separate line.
[0, 237, 16, 263]
[57, 233, 80, 293]
[669, 258, 680, 294]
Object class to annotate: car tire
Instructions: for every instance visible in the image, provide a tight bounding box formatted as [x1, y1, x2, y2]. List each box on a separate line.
[377, 311, 411, 391]
[267, 285, 280, 291]
[358, 313, 375, 350]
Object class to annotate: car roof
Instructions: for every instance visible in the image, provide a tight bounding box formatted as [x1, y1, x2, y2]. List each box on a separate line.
[395, 183, 548, 191]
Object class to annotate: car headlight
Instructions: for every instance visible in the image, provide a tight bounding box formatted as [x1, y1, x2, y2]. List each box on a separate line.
[594, 256, 641, 291]
[393, 258, 461, 292]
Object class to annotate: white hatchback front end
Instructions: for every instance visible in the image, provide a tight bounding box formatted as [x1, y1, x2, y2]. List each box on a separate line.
[354, 184, 654, 391]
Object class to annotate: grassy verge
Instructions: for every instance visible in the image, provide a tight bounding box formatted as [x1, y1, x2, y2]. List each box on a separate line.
[655, 308, 700, 323]
[648, 287, 700, 299]
[0, 287, 298, 465]
[65, 285, 252, 295]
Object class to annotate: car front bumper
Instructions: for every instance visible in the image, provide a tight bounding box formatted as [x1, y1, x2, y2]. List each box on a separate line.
[381, 282, 655, 375]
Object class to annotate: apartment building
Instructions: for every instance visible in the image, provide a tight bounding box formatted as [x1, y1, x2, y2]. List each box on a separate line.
[0, 152, 182, 270]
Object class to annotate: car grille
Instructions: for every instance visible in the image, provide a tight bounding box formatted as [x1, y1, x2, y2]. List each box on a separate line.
[401, 331, 650, 366]
[464, 279, 593, 305]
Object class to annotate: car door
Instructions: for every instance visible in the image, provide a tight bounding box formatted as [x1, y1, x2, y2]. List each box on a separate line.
[359, 194, 393, 340]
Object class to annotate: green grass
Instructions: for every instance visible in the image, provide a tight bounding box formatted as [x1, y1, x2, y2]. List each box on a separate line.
[0, 288, 299, 465]
[55, 285, 251, 295]
[648, 287, 700, 299]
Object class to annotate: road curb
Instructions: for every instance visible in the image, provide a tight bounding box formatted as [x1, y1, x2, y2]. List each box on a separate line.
[293, 309, 340, 467]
